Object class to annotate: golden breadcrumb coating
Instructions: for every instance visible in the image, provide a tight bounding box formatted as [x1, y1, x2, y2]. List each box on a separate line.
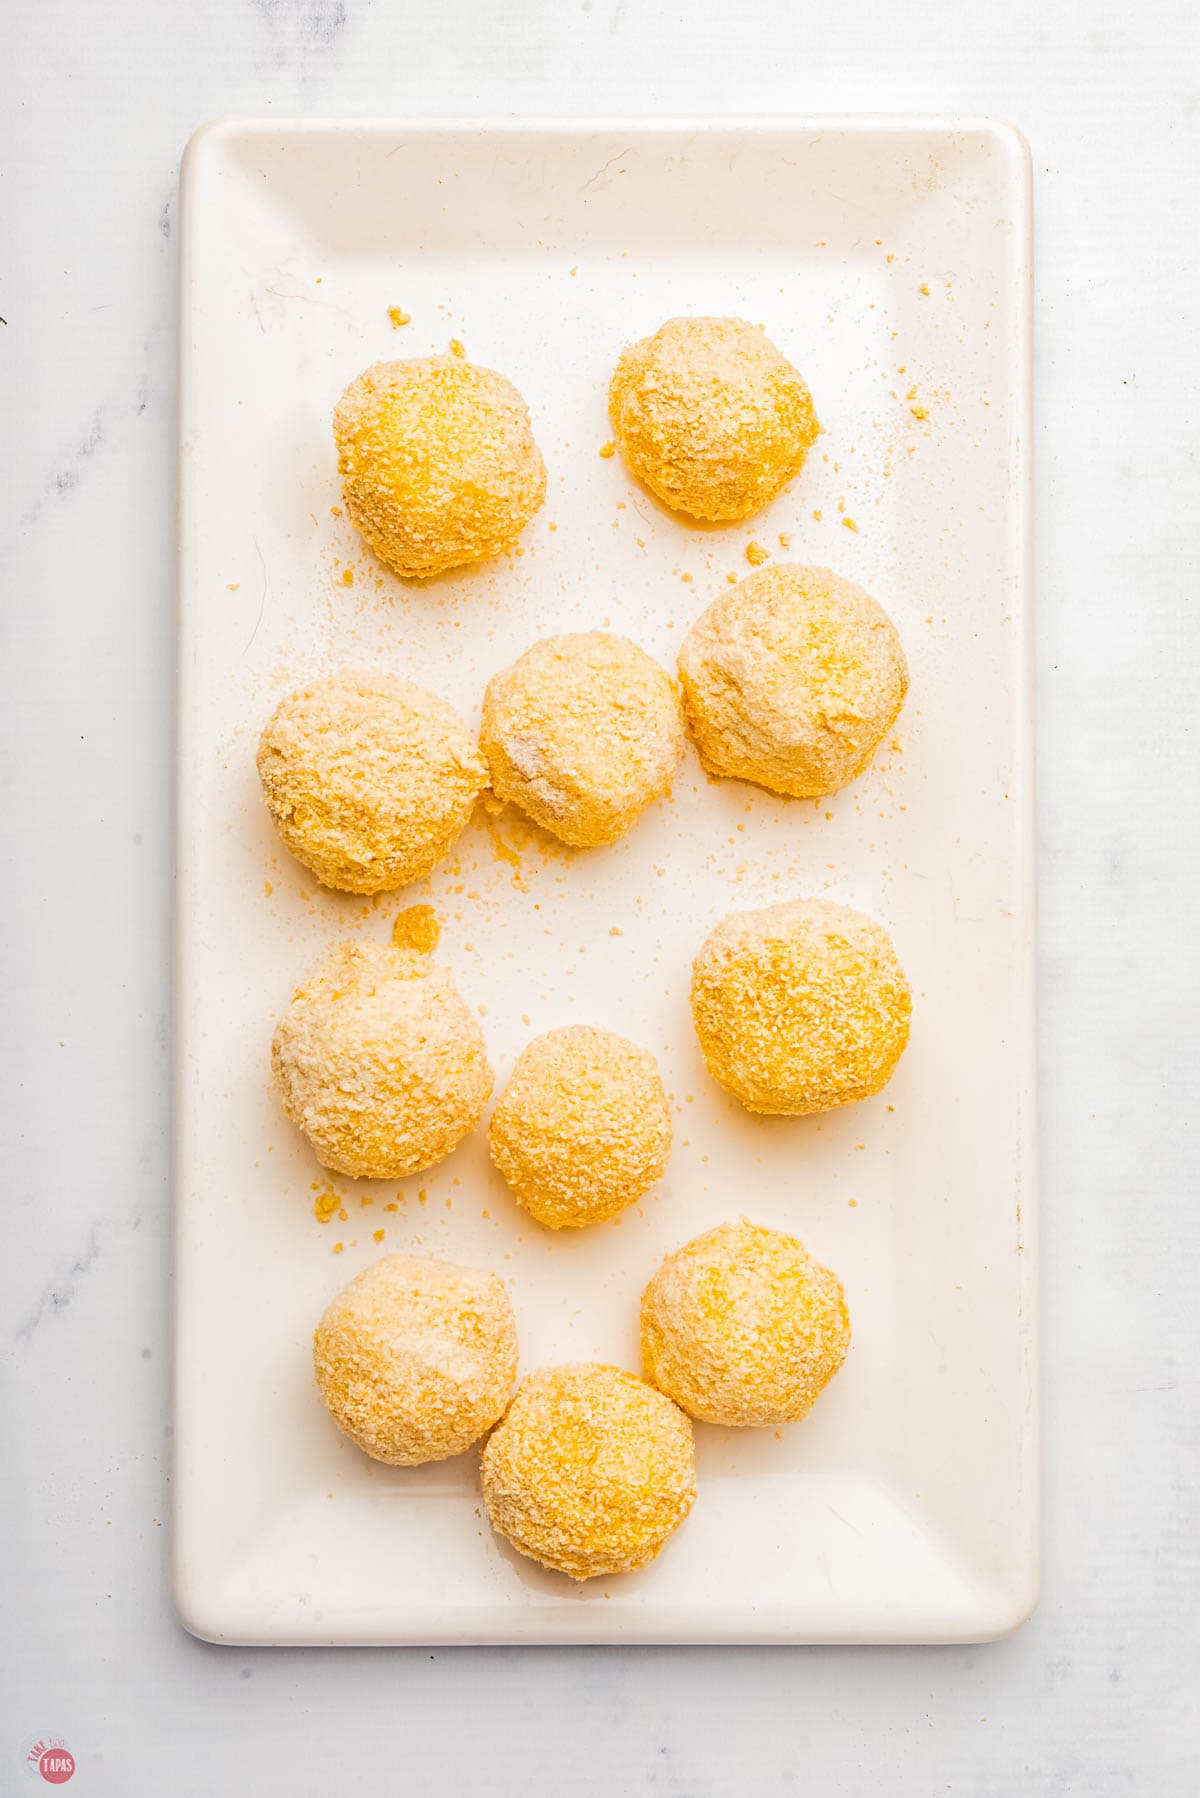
[257, 671, 487, 894]
[271, 938, 492, 1178]
[333, 356, 546, 578]
[479, 632, 683, 847]
[691, 899, 911, 1115]
[481, 1364, 695, 1580]
[608, 316, 819, 522]
[314, 1254, 517, 1465]
[641, 1220, 850, 1426]
[488, 1027, 671, 1229]
[678, 564, 908, 799]
[392, 904, 441, 955]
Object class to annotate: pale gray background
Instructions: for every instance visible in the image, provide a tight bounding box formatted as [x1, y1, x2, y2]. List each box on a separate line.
[2, 1, 1196, 1793]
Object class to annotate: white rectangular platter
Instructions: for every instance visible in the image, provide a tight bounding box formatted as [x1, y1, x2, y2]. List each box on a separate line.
[175, 117, 1035, 1644]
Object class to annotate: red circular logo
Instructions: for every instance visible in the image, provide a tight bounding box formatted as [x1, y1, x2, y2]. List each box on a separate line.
[23, 1740, 75, 1785]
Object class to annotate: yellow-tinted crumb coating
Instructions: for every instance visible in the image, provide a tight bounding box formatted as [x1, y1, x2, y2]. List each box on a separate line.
[691, 899, 911, 1115]
[608, 317, 819, 523]
[641, 1220, 850, 1426]
[480, 1364, 695, 1579]
[479, 632, 683, 847]
[257, 671, 487, 894]
[488, 1027, 671, 1228]
[678, 564, 908, 799]
[272, 938, 492, 1178]
[314, 1254, 517, 1465]
[392, 904, 441, 955]
[333, 357, 546, 578]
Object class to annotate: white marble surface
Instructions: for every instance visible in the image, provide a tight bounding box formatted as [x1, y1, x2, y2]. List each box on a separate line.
[1, 1, 1196, 1792]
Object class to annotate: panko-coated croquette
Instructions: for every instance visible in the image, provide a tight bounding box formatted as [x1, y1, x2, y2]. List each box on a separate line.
[256, 671, 487, 893]
[271, 938, 491, 1178]
[480, 632, 684, 847]
[608, 316, 819, 522]
[488, 1027, 671, 1228]
[333, 357, 546, 578]
[481, 1364, 695, 1579]
[691, 899, 911, 1114]
[678, 564, 908, 799]
[641, 1221, 850, 1427]
[314, 1254, 518, 1465]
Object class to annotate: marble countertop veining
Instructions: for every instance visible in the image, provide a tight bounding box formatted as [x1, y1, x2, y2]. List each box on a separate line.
[2, 1, 1197, 1792]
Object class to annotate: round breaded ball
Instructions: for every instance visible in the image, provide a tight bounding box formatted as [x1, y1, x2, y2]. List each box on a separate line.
[691, 899, 911, 1115]
[489, 1027, 671, 1229]
[678, 564, 908, 799]
[481, 1365, 695, 1580]
[314, 1254, 518, 1465]
[333, 356, 546, 578]
[272, 938, 492, 1178]
[480, 632, 683, 847]
[641, 1221, 850, 1427]
[256, 671, 487, 894]
[608, 316, 819, 522]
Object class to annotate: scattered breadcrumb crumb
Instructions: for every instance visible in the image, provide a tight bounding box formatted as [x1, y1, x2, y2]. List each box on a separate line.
[388, 307, 411, 328]
[449, 338, 466, 357]
[313, 1190, 340, 1224]
[745, 540, 770, 566]
[598, 441, 616, 459]
[392, 904, 440, 955]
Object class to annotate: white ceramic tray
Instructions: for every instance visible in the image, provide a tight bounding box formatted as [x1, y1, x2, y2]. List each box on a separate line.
[174, 117, 1035, 1645]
